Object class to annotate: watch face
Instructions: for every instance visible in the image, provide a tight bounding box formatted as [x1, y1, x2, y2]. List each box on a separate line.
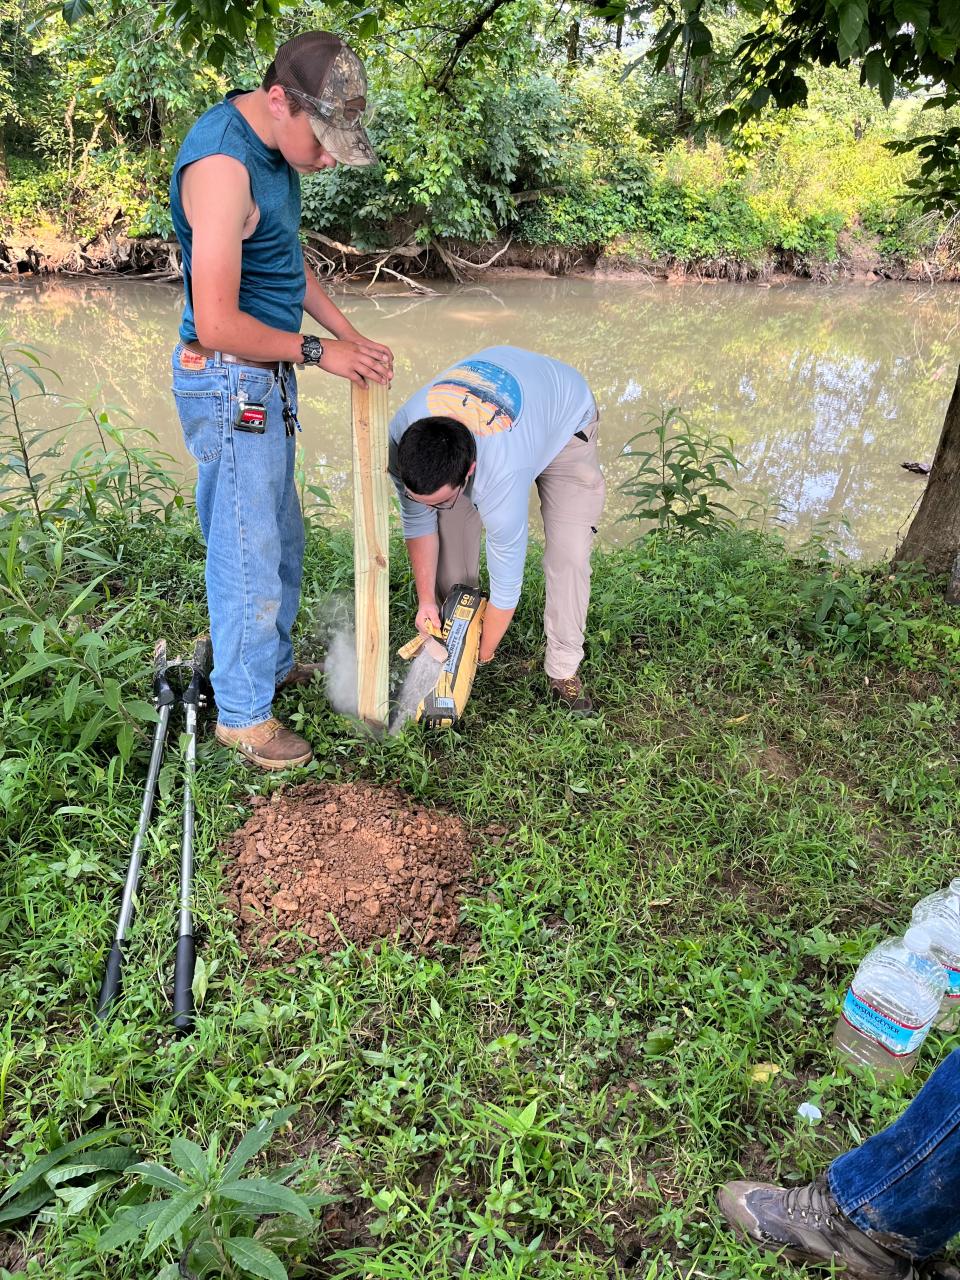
[302, 336, 323, 364]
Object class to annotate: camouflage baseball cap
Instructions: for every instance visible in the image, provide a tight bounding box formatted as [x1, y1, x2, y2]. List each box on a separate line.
[273, 31, 377, 167]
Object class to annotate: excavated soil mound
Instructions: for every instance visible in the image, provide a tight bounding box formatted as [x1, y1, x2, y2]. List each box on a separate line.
[222, 782, 477, 959]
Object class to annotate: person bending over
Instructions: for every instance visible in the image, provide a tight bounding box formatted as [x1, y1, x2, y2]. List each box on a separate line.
[390, 346, 605, 713]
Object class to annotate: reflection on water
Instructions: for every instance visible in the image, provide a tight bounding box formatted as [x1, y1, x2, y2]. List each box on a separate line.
[4, 275, 959, 560]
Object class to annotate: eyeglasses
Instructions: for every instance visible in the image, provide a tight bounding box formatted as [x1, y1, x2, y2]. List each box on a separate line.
[404, 481, 464, 511]
[284, 86, 376, 129]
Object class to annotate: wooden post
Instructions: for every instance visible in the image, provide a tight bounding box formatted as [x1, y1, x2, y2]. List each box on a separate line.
[352, 381, 390, 727]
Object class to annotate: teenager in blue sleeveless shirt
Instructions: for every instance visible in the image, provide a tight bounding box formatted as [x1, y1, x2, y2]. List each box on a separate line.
[169, 31, 393, 770]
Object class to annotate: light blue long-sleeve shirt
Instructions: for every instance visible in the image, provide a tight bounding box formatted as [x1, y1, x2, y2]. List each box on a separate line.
[389, 346, 596, 609]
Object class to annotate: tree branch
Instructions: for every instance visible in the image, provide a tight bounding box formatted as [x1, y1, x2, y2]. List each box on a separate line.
[432, 0, 516, 93]
[431, 236, 514, 277]
[302, 230, 426, 260]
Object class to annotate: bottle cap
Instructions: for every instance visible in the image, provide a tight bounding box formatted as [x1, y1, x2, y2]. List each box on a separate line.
[904, 925, 932, 953]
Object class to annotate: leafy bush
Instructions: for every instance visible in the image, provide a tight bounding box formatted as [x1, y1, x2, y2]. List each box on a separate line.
[1, 150, 162, 241]
[1, 158, 66, 235]
[619, 408, 741, 539]
[648, 175, 769, 262]
[750, 194, 847, 259]
[516, 181, 641, 249]
[860, 195, 930, 258]
[789, 530, 932, 661]
[795, 566, 922, 657]
[300, 75, 572, 246]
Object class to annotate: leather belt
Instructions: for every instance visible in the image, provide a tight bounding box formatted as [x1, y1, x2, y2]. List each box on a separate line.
[184, 341, 282, 373]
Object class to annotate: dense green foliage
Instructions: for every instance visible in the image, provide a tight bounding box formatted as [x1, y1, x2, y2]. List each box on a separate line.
[3, 336, 960, 1278]
[597, 0, 960, 218]
[511, 61, 948, 267]
[0, 0, 954, 274]
[712, 0, 960, 216]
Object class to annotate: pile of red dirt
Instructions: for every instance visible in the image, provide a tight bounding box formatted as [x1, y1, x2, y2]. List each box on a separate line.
[222, 782, 477, 959]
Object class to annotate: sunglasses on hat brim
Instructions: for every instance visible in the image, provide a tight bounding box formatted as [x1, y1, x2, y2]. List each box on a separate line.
[283, 84, 376, 129]
[306, 115, 378, 166]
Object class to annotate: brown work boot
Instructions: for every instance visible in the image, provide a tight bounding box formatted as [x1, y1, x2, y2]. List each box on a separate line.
[215, 717, 313, 771]
[275, 660, 324, 693]
[548, 674, 594, 715]
[718, 1177, 914, 1279]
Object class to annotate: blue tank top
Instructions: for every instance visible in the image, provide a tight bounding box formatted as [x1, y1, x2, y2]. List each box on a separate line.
[170, 92, 305, 343]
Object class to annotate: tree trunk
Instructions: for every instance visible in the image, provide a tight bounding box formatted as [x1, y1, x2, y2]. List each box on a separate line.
[894, 362, 960, 577]
[566, 19, 579, 65]
[146, 97, 163, 149]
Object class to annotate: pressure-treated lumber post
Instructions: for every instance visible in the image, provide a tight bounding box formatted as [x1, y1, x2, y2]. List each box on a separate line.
[352, 381, 390, 728]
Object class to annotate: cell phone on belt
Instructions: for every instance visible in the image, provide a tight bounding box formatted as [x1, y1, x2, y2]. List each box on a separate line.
[235, 398, 266, 434]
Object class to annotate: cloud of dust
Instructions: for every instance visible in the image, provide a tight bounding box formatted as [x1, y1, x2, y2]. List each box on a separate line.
[304, 594, 442, 729]
[304, 594, 357, 718]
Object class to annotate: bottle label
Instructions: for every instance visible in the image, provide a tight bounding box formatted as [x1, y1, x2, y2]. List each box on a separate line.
[945, 964, 960, 1002]
[842, 988, 929, 1056]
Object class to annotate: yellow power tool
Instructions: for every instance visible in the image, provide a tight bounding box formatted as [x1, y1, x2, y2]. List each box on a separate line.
[398, 584, 487, 728]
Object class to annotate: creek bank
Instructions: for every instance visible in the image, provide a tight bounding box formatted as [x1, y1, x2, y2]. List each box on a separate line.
[3, 227, 958, 285]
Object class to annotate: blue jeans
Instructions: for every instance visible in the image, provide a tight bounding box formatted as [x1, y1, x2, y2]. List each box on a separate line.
[170, 344, 304, 728]
[829, 1049, 960, 1258]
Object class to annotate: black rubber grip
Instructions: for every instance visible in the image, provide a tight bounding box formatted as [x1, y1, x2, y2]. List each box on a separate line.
[172, 934, 195, 1033]
[96, 942, 124, 1017]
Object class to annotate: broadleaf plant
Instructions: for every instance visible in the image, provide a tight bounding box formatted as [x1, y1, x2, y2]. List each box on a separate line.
[0, 1126, 138, 1227]
[96, 1106, 340, 1279]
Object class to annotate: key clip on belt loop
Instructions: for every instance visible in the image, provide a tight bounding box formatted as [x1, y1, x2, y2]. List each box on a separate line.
[278, 363, 301, 437]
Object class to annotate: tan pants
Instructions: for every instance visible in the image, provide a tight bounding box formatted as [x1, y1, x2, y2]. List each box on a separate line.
[436, 415, 606, 679]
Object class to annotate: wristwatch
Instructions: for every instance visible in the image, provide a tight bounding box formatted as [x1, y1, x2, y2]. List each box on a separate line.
[299, 334, 324, 367]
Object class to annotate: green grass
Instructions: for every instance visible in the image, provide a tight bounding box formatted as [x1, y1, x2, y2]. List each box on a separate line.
[2, 510, 959, 1279]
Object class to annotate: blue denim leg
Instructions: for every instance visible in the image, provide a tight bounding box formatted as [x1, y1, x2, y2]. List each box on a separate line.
[171, 345, 304, 727]
[828, 1049, 960, 1258]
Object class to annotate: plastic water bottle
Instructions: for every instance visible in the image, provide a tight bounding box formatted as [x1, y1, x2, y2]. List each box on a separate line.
[912, 879, 960, 1031]
[833, 926, 947, 1079]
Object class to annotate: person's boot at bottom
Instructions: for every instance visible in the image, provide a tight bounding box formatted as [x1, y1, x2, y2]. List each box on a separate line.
[548, 673, 593, 715]
[215, 717, 313, 770]
[718, 1177, 914, 1280]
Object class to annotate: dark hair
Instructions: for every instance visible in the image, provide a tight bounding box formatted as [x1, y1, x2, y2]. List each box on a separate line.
[397, 416, 476, 495]
[261, 63, 304, 114]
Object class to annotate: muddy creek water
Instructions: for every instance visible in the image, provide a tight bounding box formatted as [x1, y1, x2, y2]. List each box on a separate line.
[5, 274, 960, 560]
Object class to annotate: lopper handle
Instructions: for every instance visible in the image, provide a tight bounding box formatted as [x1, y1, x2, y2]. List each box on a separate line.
[96, 942, 125, 1017]
[172, 934, 195, 1033]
